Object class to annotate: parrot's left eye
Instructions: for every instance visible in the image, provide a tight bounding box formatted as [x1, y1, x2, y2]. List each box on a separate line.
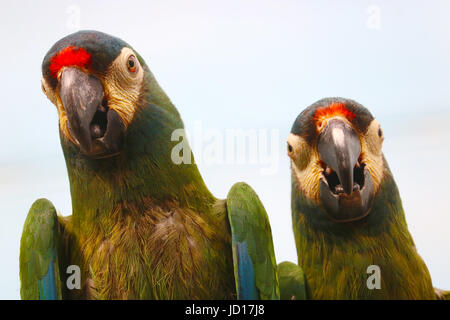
[126, 55, 138, 73]
[287, 143, 293, 154]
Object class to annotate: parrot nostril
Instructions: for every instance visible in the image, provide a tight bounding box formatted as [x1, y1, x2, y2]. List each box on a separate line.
[90, 98, 109, 139]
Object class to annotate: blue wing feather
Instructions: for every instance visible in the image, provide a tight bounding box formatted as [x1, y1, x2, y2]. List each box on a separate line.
[227, 182, 279, 300]
[38, 258, 58, 300]
[235, 242, 258, 300]
[20, 199, 63, 300]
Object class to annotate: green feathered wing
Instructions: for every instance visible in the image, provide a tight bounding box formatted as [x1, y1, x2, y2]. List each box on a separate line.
[19, 199, 63, 300]
[226, 182, 279, 300]
[277, 261, 307, 300]
[436, 289, 450, 300]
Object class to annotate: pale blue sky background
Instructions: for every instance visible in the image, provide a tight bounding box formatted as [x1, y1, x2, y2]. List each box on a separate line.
[1, 0, 450, 299]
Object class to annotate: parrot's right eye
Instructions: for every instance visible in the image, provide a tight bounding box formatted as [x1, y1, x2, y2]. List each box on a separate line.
[126, 55, 138, 73]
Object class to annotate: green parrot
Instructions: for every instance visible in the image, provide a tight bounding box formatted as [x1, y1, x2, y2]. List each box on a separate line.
[278, 97, 448, 299]
[19, 30, 279, 300]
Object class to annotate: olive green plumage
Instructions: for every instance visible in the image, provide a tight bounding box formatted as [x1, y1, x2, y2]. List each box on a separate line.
[227, 183, 279, 300]
[284, 98, 439, 300]
[292, 168, 436, 299]
[277, 261, 306, 300]
[19, 30, 279, 300]
[19, 199, 62, 299]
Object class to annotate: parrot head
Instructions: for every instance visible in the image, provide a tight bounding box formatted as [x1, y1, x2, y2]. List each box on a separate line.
[41, 30, 151, 159]
[288, 98, 386, 223]
[40, 31, 213, 207]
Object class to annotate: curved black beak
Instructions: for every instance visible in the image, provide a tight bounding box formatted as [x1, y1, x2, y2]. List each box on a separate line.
[58, 67, 124, 158]
[318, 118, 361, 195]
[317, 118, 375, 222]
[59, 67, 103, 153]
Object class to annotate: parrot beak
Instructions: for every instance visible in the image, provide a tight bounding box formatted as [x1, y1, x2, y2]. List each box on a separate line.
[58, 67, 125, 158]
[317, 118, 375, 222]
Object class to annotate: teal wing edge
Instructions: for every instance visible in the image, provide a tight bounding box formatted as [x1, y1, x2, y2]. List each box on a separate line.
[277, 261, 307, 300]
[226, 182, 279, 300]
[19, 199, 63, 300]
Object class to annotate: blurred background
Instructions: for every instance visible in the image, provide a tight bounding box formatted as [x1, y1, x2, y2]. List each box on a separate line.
[1, 0, 449, 299]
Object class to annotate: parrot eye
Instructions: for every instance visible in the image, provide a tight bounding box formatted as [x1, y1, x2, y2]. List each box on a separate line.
[287, 143, 293, 154]
[41, 79, 47, 94]
[126, 55, 138, 73]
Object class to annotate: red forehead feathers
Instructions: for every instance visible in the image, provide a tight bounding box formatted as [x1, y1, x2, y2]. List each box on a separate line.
[313, 102, 356, 130]
[49, 46, 91, 78]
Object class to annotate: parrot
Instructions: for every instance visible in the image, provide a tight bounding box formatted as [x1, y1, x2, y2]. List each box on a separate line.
[278, 97, 449, 299]
[19, 30, 279, 300]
